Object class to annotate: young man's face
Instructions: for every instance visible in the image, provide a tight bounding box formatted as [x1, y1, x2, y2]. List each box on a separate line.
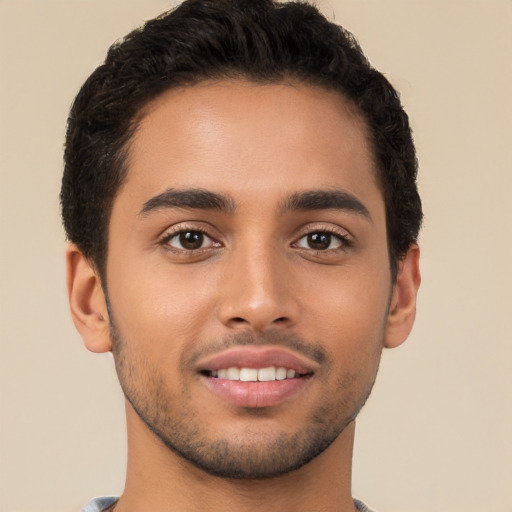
[90, 81, 415, 478]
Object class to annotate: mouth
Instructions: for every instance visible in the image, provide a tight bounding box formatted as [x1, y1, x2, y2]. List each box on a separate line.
[197, 347, 316, 408]
[202, 366, 310, 381]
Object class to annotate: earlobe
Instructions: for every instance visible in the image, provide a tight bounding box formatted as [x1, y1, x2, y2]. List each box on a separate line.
[383, 244, 421, 349]
[66, 244, 112, 353]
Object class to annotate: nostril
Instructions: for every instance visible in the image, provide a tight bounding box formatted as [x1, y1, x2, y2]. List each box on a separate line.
[274, 317, 288, 323]
[233, 317, 246, 323]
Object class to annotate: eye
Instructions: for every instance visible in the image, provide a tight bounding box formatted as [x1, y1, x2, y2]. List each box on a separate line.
[295, 231, 348, 251]
[164, 230, 220, 251]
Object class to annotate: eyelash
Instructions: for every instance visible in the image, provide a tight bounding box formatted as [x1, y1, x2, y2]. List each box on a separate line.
[157, 225, 352, 254]
[158, 225, 221, 253]
[293, 226, 353, 253]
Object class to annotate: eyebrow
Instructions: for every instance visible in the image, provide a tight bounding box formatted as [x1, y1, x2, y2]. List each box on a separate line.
[281, 189, 372, 221]
[139, 188, 235, 216]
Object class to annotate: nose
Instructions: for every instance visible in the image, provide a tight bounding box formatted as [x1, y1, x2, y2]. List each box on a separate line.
[217, 244, 300, 332]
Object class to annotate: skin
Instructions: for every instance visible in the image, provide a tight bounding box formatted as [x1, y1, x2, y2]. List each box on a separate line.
[67, 81, 420, 512]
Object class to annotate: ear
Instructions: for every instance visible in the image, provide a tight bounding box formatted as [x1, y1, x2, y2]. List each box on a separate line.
[383, 244, 421, 349]
[66, 244, 112, 353]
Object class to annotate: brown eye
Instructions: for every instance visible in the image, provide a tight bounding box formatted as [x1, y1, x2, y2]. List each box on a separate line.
[168, 230, 208, 250]
[307, 233, 331, 250]
[180, 231, 204, 249]
[296, 231, 345, 251]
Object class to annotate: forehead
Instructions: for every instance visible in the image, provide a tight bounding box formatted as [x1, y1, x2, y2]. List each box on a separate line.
[121, 80, 381, 213]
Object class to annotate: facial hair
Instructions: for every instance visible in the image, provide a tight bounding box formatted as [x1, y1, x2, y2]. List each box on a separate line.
[110, 319, 381, 480]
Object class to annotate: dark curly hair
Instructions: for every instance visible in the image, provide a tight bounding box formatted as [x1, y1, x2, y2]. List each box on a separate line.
[61, 0, 422, 280]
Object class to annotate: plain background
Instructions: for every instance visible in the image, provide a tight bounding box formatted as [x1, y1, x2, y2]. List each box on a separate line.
[0, 1, 511, 511]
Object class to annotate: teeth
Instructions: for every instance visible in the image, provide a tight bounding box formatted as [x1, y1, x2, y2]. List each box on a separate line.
[209, 366, 300, 381]
[240, 368, 258, 381]
[275, 367, 287, 380]
[226, 367, 240, 380]
[258, 367, 276, 381]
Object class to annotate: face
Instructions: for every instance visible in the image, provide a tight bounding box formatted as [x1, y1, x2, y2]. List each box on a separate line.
[106, 81, 393, 478]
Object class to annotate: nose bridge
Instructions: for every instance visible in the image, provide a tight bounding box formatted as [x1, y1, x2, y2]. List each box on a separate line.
[218, 235, 298, 331]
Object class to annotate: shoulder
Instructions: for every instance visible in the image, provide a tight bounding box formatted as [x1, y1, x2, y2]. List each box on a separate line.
[81, 496, 119, 512]
[354, 498, 378, 512]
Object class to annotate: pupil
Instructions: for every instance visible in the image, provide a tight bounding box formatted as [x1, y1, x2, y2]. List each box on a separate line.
[180, 231, 203, 249]
[308, 232, 330, 250]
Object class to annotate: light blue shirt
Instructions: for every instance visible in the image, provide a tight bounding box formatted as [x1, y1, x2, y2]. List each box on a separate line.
[82, 496, 118, 512]
[82, 496, 376, 511]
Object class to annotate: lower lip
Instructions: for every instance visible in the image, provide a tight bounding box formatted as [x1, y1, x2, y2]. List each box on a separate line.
[201, 375, 311, 408]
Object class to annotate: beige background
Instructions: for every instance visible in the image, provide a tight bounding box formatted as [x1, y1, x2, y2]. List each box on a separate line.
[0, 1, 511, 511]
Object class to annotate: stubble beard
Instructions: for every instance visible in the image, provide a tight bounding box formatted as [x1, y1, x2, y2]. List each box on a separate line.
[109, 319, 381, 480]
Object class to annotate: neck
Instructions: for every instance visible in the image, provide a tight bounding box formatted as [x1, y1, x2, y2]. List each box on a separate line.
[116, 401, 358, 512]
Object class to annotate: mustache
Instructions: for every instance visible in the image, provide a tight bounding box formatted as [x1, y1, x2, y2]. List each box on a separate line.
[185, 330, 328, 368]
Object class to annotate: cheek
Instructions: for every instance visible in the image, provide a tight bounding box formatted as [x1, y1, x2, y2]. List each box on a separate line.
[303, 264, 390, 367]
[107, 258, 221, 354]
[306, 264, 390, 332]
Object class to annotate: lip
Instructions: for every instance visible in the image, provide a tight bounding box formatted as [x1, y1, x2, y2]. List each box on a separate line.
[196, 346, 317, 408]
[201, 377, 311, 408]
[196, 346, 318, 374]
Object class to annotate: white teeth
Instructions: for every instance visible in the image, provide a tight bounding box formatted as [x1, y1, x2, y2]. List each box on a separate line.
[275, 367, 287, 380]
[226, 367, 240, 380]
[210, 366, 300, 381]
[258, 367, 276, 382]
[239, 368, 258, 381]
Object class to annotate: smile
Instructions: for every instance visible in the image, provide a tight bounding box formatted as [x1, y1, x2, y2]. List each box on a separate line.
[205, 366, 302, 381]
[196, 346, 318, 407]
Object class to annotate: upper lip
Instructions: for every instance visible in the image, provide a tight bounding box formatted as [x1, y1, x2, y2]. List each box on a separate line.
[196, 346, 318, 374]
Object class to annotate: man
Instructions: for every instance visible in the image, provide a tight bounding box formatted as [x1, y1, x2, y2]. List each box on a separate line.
[61, 0, 422, 510]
